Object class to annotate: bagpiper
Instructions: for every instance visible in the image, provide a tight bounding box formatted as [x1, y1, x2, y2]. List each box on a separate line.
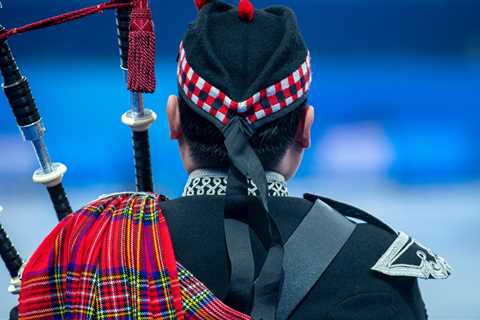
[7, 0, 453, 319]
[159, 0, 452, 319]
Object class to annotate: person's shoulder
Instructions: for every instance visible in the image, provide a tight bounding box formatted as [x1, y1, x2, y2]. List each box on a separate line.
[304, 193, 453, 280]
[286, 194, 452, 319]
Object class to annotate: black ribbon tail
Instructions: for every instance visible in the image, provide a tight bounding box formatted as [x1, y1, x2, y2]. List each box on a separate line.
[224, 166, 255, 312]
[223, 117, 268, 212]
[251, 244, 284, 320]
[222, 117, 285, 320]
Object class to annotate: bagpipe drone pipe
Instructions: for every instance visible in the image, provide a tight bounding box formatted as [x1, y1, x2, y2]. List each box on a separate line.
[0, 0, 157, 316]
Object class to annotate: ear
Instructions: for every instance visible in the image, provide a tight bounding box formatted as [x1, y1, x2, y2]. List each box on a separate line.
[166, 95, 183, 140]
[295, 105, 315, 149]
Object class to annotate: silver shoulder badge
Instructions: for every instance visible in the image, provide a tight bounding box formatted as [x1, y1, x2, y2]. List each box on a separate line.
[371, 231, 452, 279]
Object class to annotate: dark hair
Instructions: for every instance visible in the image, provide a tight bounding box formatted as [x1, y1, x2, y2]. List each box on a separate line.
[179, 96, 305, 169]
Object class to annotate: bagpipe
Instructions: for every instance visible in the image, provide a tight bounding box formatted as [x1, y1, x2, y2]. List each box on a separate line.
[0, 0, 158, 316]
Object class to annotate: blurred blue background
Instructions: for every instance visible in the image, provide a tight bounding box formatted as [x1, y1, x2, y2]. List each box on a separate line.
[0, 0, 479, 318]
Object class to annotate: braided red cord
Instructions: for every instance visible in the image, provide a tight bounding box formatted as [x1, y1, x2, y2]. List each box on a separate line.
[0, 0, 132, 41]
[0, 0, 156, 93]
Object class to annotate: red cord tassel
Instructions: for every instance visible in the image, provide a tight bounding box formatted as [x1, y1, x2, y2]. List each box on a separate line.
[127, 0, 156, 93]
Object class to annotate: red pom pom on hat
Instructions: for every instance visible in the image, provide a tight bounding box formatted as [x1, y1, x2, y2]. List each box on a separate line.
[238, 0, 255, 22]
[194, 0, 210, 10]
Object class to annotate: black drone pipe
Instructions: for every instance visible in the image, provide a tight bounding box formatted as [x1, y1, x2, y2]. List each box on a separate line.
[0, 222, 22, 279]
[0, 207, 23, 320]
[2, 222, 22, 320]
[116, 7, 130, 71]
[116, 7, 156, 193]
[0, 25, 72, 221]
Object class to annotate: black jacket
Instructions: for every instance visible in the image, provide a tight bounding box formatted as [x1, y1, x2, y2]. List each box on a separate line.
[161, 195, 451, 320]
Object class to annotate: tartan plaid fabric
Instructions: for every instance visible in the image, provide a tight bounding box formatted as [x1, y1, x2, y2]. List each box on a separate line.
[177, 42, 312, 125]
[18, 192, 251, 320]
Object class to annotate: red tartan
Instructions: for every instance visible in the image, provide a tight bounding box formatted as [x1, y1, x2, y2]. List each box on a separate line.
[18, 193, 250, 320]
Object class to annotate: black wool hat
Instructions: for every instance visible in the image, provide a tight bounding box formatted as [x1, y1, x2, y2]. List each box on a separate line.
[178, 0, 311, 129]
[177, 2, 312, 318]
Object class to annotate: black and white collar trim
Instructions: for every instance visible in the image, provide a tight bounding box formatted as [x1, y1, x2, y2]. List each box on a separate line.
[183, 169, 289, 197]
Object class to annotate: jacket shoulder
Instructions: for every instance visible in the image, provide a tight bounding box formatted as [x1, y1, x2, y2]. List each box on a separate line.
[304, 193, 452, 280]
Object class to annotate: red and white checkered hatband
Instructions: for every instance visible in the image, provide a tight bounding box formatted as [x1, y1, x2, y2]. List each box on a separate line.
[177, 42, 312, 125]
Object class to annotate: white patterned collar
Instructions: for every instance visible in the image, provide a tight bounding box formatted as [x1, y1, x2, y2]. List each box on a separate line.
[183, 168, 289, 197]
